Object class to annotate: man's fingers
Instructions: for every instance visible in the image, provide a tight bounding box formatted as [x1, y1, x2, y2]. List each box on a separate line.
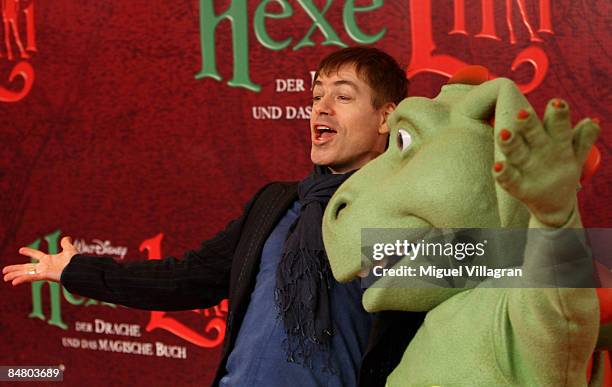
[2, 263, 26, 275]
[12, 273, 42, 286]
[60, 236, 75, 251]
[3, 264, 39, 284]
[18, 246, 46, 261]
[3, 266, 27, 281]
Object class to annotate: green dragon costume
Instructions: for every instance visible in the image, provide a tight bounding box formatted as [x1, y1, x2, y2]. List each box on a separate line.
[322, 67, 609, 386]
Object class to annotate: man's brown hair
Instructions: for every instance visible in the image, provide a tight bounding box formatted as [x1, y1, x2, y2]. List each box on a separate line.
[315, 46, 408, 108]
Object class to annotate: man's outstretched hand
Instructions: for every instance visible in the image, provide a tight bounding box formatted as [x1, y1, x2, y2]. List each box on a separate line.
[3, 236, 78, 285]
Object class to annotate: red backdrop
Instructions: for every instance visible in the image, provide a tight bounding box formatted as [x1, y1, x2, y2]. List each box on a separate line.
[1, 1, 610, 385]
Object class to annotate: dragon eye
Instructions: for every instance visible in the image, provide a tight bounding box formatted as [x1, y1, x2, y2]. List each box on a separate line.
[396, 129, 413, 153]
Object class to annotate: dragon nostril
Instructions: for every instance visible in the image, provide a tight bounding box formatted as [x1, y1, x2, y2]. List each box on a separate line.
[329, 193, 352, 221]
[335, 202, 347, 219]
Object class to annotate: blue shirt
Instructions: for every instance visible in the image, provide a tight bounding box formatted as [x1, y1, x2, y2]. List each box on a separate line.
[220, 201, 372, 387]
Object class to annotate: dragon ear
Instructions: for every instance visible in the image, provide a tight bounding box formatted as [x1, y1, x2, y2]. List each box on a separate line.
[447, 65, 490, 86]
[581, 145, 601, 185]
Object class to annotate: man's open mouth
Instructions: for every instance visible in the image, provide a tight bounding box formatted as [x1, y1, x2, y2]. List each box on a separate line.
[313, 125, 338, 144]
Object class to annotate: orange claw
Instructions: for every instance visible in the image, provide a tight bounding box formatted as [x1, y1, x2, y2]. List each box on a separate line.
[500, 129, 512, 141]
[552, 99, 565, 109]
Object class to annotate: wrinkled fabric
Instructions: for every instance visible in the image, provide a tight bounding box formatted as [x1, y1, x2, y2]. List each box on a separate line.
[275, 165, 354, 368]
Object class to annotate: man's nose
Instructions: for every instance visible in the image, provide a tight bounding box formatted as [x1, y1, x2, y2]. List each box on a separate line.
[314, 95, 333, 115]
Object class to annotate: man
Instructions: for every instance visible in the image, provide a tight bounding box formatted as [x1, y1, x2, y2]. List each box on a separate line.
[3, 47, 423, 386]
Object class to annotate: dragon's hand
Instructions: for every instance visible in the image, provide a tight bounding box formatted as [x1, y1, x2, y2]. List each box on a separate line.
[493, 99, 600, 227]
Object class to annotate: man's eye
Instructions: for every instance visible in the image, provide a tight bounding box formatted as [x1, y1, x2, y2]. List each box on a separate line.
[396, 129, 413, 153]
[312, 96, 322, 102]
[338, 96, 351, 101]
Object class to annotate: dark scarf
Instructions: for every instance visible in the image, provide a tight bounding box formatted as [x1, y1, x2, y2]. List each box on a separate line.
[275, 164, 354, 370]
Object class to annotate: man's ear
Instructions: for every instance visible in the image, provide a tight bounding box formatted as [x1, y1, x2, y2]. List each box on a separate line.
[378, 102, 396, 134]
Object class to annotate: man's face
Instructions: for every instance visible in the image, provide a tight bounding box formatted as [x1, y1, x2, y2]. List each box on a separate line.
[310, 65, 391, 173]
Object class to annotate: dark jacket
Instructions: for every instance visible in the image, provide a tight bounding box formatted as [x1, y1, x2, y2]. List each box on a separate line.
[61, 182, 425, 386]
